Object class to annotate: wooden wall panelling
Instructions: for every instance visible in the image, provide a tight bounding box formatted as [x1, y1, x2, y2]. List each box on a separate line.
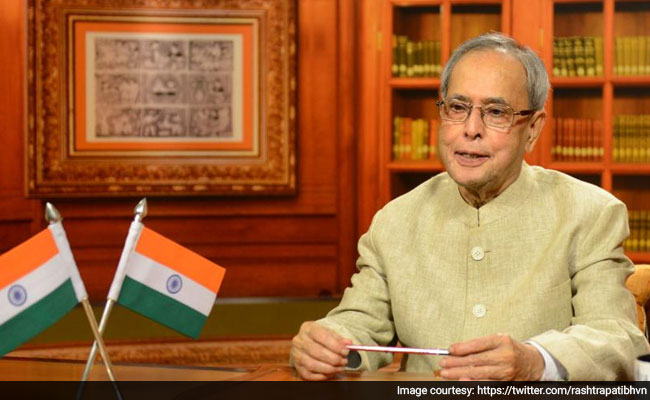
[0, 0, 359, 300]
[357, 0, 382, 234]
[0, 0, 40, 251]
[336, 0, 359, 286]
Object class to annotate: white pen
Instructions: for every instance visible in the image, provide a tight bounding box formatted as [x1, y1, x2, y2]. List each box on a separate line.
[347, 344, 450, 356]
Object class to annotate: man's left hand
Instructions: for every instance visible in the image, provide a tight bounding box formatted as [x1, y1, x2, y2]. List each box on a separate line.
[438, 333, 544, 380]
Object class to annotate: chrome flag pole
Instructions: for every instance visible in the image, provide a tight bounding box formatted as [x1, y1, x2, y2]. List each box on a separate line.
[44, 203, 118, 384]
[80, 198, 147, 382]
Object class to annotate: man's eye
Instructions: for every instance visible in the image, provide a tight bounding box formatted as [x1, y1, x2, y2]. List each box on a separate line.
[486, 106, 507, 117]
[449, 103, 468, 112]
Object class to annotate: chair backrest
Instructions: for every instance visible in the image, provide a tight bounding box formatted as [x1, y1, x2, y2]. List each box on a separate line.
[625, 264, 650, 338]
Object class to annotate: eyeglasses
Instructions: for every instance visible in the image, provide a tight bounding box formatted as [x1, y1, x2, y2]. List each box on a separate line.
[436, 99, 536, 131]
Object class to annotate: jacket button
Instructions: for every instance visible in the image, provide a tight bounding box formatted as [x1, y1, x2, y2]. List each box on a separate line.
[471, 246, 485, 261]
[472, 304, 487, 318]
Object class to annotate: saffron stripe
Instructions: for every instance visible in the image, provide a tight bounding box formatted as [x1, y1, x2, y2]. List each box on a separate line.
[0, 279, 78, 357]
[135, 227, 225, 293]
[117, 276, 206, 339]
[0, 229, 58, 290]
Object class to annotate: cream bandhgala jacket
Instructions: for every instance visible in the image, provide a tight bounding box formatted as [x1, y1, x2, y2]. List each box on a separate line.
[318, 163, 650, 380]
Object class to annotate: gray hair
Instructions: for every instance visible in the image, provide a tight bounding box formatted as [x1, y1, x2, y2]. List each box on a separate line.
[440, 32, 550, 110]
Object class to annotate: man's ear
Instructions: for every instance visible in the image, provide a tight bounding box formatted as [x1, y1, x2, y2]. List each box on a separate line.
[525, 110, 546, 153]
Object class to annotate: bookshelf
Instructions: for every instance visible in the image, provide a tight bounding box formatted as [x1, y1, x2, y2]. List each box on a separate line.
[542, 0, 650, 263]
[370, 0, 650, 264]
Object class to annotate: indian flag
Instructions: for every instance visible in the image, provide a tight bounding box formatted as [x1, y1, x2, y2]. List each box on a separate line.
[108, 224, 225, 338]
[0, 223, 87, 356]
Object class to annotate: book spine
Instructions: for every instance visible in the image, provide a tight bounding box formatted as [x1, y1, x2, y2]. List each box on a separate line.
[613, 115, 620, 162]
[584, 36, 596, 77]
[629, 210, 639, 252]
[429, 119, 438, 160]
[552, 117, 560, 161]
[631, 36, 639, 76]
[560, 38, 568, 77]
[574, 37, 586, 77]
[422, 119, 429, 160]
[641, 36, 648, 76]
[633, 115, 640, 162]
[615, 37, 623, 76]
[641, 114, 650, 162]
[645, 36, 650, 75]
[586, 119, 594, 162]
[567, 118, 576, 161]
[553, 38, 561, 77]
[594, 36, 604, 76]
[594, 120, 603, 161]
[565, 37, 576, 77]
[411, 119, 420, 160]
[406, 41, 414, 77]
[392, 35, 399, 77]
[639, 210, 650, 251]
[393, 116, 401, 160]
[623, 37, 632, 76]
[398, 36, 407, 77]
[414, 41, 423, 77]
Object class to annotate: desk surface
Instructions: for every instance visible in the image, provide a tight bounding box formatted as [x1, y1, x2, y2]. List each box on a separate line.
[0, 357, 437, 381]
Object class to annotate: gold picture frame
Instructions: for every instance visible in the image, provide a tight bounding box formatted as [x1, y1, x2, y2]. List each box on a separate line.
[26, 0, 296, 197]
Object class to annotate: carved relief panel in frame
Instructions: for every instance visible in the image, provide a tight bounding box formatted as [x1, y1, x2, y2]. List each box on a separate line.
[26, 0, 296, 197]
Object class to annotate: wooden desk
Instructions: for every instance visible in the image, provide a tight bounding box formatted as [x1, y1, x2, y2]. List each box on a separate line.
[0, 357, 436, 381]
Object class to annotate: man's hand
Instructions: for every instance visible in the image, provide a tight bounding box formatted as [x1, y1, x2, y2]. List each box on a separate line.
[291, 321, 353, 380]
[438, 333, 544, 381]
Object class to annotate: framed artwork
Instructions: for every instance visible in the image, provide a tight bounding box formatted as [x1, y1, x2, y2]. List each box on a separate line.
[26, 0, 296, 197]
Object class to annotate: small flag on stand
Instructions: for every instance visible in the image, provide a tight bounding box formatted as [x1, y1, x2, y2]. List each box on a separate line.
[107, 223, 226, 338]
[0, 222, 89, 356]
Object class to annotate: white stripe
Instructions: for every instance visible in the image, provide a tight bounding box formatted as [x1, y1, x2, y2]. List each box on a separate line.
[48, 223, 87, 301]
[125, 252, 216, 316]
[107, 221, 144, 301]
[0, 254, 71, 325]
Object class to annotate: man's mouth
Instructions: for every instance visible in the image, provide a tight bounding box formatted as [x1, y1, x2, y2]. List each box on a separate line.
[454, 151, 489, 165]
[456, 151, 488, 159]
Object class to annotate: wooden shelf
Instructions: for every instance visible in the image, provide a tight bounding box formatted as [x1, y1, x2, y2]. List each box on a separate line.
[390, 0, 442, 6]
[553, 0, 601, 4]
[547, 162, 605, 173]
[628, 252, 650, 265]
[549, 77, 605, 87]
[387, 160, 444, 172]
[610, 164, 650, 174]
[611, 76, 650, 86]
[390, 0, 507, 5]
[389, 77, 440, 89]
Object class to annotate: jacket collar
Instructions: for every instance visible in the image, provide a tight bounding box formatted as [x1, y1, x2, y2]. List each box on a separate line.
[447, 162, 535, 227]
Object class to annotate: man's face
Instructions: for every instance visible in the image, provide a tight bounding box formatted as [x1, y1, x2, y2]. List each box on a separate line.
[438, 50, 545, 199]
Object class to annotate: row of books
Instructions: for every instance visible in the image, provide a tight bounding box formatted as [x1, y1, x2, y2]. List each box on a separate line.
[392, 117, 439, 161]
[392, 36, 442, 78]
[614, 36, 650, 76]
[613, 115, 650, 163]
[552, 118, 603, 161]
[624, 210, 650, 253]
[553, 36, 603, 77]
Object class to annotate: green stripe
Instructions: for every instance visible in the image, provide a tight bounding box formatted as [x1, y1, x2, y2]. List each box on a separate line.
[0, 279, 78, 356]
[117, 276, 206, 338]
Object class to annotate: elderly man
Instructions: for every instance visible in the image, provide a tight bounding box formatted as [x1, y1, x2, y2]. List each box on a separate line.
[291, 33, 649, 381]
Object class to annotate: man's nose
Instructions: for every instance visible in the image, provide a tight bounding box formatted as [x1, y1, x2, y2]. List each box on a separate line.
[464, 106, 484, 138]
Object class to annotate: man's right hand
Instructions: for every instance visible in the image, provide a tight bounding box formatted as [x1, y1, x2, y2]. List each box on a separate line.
[291, 321, 353, 380]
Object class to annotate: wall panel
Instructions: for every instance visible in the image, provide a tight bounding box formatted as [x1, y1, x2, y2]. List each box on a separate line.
[0, 0, 358, 300]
